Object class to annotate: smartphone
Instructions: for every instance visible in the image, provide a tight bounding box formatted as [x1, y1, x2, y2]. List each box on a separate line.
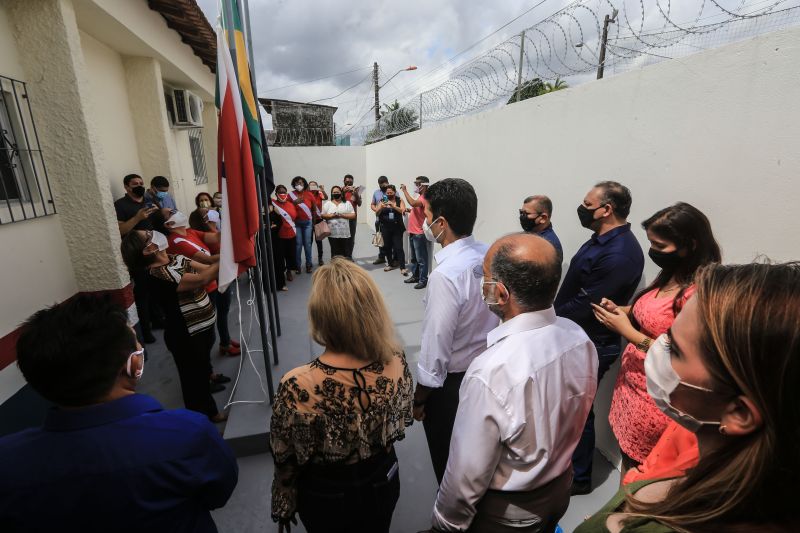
[382, 194, 388, 203]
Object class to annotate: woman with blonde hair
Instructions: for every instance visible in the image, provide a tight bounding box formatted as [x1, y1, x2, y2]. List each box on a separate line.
[270, 257, 413, 533]
[576, 261, 800, 533]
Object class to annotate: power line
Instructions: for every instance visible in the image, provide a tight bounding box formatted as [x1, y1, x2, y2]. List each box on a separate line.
[308, 72, 373, 103]
[264, 66, 371, 92]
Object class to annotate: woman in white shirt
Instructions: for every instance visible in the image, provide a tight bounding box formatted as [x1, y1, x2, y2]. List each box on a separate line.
[322, 186, 356, 258]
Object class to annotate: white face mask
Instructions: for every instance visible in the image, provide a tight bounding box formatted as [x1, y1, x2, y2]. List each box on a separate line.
[126, 348, 145, 380]
[645, 334, 721, 433]
[166, 211, 189, 229]
[294, 184, 304, 192]
[423, 216, 444, 243]
[147, 230, 169, 253]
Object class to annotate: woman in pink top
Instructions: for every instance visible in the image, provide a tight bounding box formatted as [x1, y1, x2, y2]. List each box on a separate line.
[591, 202, 721, 476]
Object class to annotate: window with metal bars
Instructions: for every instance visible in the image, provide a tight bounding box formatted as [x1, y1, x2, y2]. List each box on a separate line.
[188, 128, 208, 186]
[0, 75, 55, 224]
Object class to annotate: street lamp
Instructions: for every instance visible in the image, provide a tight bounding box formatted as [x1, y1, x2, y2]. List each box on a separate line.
[373, 63, 417, 121]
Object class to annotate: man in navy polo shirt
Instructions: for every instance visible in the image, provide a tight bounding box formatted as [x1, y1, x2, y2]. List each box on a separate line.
[0, 295, 238, 532]
[554, 180, 644, 495]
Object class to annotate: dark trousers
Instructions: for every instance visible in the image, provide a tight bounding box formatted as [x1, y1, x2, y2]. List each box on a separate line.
[297, 448, 400, 533]
[315, 238, 325, 262]
[132, 268, 152, 337]
[346, 219, 357, 259]
[164, 327, 218, 419]
[375, 220, 389, 261]
[381, 223, 405, 268]
[279, 237, 297, 272]
[209, 290, 232, 347]
[410, 233, 429, 282]
[469, 468, 572, 533]
[269, 231, 286, 289]
[572, 347, 620, 484]
[329, 237, 348, 258]
[423, 372, 466, 484]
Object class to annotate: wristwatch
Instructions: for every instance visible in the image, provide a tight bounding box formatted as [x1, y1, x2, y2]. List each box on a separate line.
[636, 336, 653, 352]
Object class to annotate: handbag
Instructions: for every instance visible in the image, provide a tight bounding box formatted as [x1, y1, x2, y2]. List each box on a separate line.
[314, 219, 331, 240]
[372, 223, 384, 247]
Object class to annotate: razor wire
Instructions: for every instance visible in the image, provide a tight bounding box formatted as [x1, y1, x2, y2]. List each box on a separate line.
[342, 0, 800, 146]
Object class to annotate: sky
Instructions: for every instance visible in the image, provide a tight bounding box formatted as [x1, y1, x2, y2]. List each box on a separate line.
[196, 0, 800, 133]
[196, 0, 570, 130]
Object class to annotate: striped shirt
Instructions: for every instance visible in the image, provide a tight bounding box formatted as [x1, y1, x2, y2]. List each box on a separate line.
[150, 255, 216, 335]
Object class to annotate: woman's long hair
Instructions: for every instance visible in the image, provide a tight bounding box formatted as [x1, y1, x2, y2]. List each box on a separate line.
[308, 257, 401, 362]
[625, 261, 800, 532]
[630, 202, 721, 320]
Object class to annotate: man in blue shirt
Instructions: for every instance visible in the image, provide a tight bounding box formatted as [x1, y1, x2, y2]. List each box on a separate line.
[0, 295, 238, 532]
[145, 175, 178, 210]
[370, 175, 391, 265]
[519, 195, 563, 258]
[554, 180, 644, 495]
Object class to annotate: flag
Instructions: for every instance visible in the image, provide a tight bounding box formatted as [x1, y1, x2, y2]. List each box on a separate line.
[216, 9, 259, 292]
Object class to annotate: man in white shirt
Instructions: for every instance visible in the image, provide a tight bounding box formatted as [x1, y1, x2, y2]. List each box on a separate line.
[413, 178, 499, 485]
[431, 233, 598, 532]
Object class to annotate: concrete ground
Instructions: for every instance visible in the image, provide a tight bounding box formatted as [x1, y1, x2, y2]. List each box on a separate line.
[140, 224, 619, 533]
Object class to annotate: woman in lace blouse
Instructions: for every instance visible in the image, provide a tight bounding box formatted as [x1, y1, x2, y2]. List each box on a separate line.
[270, 257, 413, 533]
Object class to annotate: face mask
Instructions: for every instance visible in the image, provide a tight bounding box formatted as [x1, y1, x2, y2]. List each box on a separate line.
[332, 193, 342, 200]
[577, 204, 604, 229]
[645, 334, 721, 433]
[131, 185, 145, 198]
[155, 190, 169, 200]
[423, 217, 444, 243]
[146, 230, 168, 253]
[166, 211, 189, 229]
[649, 248, 682, 270]
[519, 212, 539, 232]
[213, 196, 222, 207]
[199, 199, 211, 208]
[276, 193, 288, 202]
[126, 348, 145, 380]
[294, 184, 304, 192]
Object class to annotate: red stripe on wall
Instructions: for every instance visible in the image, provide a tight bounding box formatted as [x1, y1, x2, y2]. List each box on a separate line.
[0, 284, 135, 372]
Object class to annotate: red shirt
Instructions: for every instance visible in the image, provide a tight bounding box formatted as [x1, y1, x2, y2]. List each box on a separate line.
[344, 190, 360, 220]
[167, 229, 217, 292]
[273, 199, 297, 239]
[408, 193, 428, 235]
[291, 190, 315, 222]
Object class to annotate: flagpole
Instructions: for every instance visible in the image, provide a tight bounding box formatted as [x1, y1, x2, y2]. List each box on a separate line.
[240, 0, 282, 341]
[238, 0, 282, 358]
[222, 0, 276, 399]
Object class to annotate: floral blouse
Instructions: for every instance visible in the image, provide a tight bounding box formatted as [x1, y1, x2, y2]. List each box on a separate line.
[269, 352, 413, 521]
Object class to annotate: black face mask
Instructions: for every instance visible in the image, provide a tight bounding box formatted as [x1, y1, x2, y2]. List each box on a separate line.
[577, 204, 604, 229]
[131, 186, 145, 198]
[519, 212, 539, 232]
[649, 248, 683, 270]
[332, 193, 342, 200]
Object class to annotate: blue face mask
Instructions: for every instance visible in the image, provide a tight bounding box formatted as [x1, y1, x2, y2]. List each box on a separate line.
[155, 190, 169, 200]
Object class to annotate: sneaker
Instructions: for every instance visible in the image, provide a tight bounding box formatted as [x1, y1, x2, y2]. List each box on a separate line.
[571, 480, 592, 496]
[372, 257, 386, 265]
[414, 281, 427, 290]
[318, 259, 325, 266]
[404, 277, 419, 284]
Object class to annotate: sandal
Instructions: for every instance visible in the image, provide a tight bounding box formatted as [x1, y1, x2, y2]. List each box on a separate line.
[280, 286, 289, 292]
[219, 344, 241, 356]
[401, 268, 410, 276]
[384, 264, 397, 272]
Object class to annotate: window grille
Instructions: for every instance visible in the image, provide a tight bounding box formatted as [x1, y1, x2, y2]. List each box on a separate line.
[188, 128, 208, 185]
[0, 75, 55, 224]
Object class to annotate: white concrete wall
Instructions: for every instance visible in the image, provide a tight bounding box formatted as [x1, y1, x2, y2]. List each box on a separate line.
[80, 30, 143, 200]
[269, 146, 368, 218]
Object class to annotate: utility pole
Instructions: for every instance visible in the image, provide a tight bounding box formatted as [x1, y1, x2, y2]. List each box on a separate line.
[373, 62, 380, 122]
[515, 30, 526, 102]
[597, 9, 618, 79]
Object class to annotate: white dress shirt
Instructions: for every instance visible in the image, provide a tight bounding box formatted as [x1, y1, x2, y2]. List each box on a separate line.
[417, 236, 499, 388]
[432, 308, 598, 531]
[322, 200, 354, 239]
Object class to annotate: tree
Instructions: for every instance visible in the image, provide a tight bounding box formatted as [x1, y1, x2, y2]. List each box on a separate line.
[366, 100, 419, 144]
[507, 77, 569, 104]
[543, 77, 568, 93]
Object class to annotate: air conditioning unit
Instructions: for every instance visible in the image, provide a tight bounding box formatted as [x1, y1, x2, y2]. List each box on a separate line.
[167, 88, 203, 128]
